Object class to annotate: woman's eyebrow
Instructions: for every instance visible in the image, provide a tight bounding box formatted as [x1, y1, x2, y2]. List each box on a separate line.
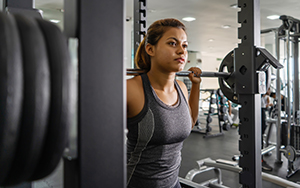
[166, 37, 188, 43]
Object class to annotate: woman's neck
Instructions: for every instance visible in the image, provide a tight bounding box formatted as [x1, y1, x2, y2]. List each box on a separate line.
[147, 69, 176, 92]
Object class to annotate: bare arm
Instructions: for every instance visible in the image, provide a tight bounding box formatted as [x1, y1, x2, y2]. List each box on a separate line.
[127, 76, 144, 119]
[187, 67, 202, 128]
[228, 100, 232, 116]
[189, 82, 200, 128]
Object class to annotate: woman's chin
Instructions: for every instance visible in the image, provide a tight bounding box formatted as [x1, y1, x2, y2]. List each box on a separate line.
[178, 67, 184, 72]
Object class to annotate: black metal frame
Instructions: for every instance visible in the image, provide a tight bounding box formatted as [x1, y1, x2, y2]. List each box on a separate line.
[5, 0, 33, 9]
[235, 0, 262, 187]
[64, 0, 126, 187]
[133, 0, 146, 57]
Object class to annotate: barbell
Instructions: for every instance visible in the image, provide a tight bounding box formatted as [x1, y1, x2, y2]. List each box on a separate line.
[127, 68, 231, 78]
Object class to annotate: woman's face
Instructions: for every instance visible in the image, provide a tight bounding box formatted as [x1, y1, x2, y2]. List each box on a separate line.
[147, 27, 188, 73]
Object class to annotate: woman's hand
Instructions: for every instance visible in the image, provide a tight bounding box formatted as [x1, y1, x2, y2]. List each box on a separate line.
[188, 67, 202, 84]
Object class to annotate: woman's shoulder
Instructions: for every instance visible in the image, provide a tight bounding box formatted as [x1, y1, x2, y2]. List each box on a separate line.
[127, 75, 142, 88]
[176, 79, 188, 98]
[176, 79, 187, 89]
[127, 75, 144, 99]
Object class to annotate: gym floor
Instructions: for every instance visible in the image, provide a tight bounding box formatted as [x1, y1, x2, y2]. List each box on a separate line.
[180, 112, 300, 188]
[30, 112, 300, 188]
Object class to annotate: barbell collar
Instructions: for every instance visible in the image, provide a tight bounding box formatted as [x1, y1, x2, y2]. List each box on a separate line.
[126, 69, 230, 78]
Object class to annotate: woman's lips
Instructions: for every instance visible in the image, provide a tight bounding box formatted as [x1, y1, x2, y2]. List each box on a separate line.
[176, 58, 185, 63]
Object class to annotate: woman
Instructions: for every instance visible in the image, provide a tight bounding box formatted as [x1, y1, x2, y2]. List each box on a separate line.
[127, 18, 201, 188]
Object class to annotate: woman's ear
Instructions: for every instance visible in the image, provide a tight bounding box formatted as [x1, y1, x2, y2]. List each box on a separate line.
[145, 43, 155, 57]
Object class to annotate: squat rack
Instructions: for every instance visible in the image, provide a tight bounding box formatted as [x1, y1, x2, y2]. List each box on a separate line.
[0, 0, 283, 188]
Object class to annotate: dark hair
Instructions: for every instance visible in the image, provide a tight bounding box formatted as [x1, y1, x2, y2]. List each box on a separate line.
[135, 18, 186, 72]
[270, 92, 276, 98]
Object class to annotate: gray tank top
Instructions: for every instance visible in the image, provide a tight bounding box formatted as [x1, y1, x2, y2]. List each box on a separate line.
[127, 73, 191, 188]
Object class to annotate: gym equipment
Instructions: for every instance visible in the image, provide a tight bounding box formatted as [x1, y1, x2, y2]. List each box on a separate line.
[193, 89, 232, 138]
[0, 12, 23, 184]
[0, 12, 74, 186]
[3, 14, 50, 185]
[28, 16, 74, 181]
[219, 115, 228, 122]
[0, 0, 287, 187]
[179, 158, 300, 188]
[231, 1, 283, 186]
[219, 106, 227, 113]
[222, 123, 231, 131]
[193, 89, 226, 138]
[206, 116, 212, 124]
[127, 68, 231, 78]
[210, 98, 217, 104]
[133, 0, 146, 55]
[219, 98, 227, 105]
[209, 107, 215, 114]
[264, 15, 300, 178]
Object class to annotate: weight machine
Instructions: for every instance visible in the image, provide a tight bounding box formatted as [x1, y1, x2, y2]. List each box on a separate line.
[262, 15, 300, 178]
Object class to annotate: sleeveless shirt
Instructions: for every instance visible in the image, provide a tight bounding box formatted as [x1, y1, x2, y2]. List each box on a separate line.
[261, 95, 269, 108]
[127, 73, 191, 188]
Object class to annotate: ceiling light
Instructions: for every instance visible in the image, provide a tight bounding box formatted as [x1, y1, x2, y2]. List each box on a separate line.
[222, 25, 231, 29]
[182, 17, 196, 22]
[267, 15, 280, 20]
[50, 19, 60, 23]
[208, 39, 214, 42]
[230, 4, 238, 8]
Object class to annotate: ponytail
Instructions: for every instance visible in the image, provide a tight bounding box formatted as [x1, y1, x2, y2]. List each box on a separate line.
[134, 37, 151, 72]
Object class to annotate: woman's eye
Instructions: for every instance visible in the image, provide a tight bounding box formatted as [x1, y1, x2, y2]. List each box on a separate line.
[169, 42, 176, 46]
[183, 44, 188, 49]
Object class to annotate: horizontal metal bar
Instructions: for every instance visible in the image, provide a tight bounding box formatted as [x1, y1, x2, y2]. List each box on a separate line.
[261, 145, 276, 156]
[261, 28, 278, 34]
[178, 177, 209, 188]
[201, 158, 300, 188]
[126, 69, 230, 78]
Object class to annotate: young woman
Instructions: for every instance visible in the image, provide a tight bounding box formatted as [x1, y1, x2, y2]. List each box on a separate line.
[127, 18, 201, 188]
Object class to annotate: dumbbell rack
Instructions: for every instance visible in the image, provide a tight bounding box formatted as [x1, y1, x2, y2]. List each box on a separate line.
[218, 90, 231, 132]
[193, 90, 225, 138]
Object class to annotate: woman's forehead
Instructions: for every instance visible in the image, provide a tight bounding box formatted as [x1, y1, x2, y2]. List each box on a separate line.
[161, 27, 187, 41]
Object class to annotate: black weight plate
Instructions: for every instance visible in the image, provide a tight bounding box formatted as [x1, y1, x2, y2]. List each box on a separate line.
[217, 88, 223, 96]
[29, 18, 74, 180]
[206, 126, 212, 132]
[222, 123, 230, 131]
[218, 51, 240, 104]
[219, 115, 228, 121]
[220, 106, 227, 113]
[206, 116, 212, 123]
[3, 14, 50, 186]
[210, 98, 217, 104]
[0, 12, 23, 185]
[220, 98, 227, 105]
